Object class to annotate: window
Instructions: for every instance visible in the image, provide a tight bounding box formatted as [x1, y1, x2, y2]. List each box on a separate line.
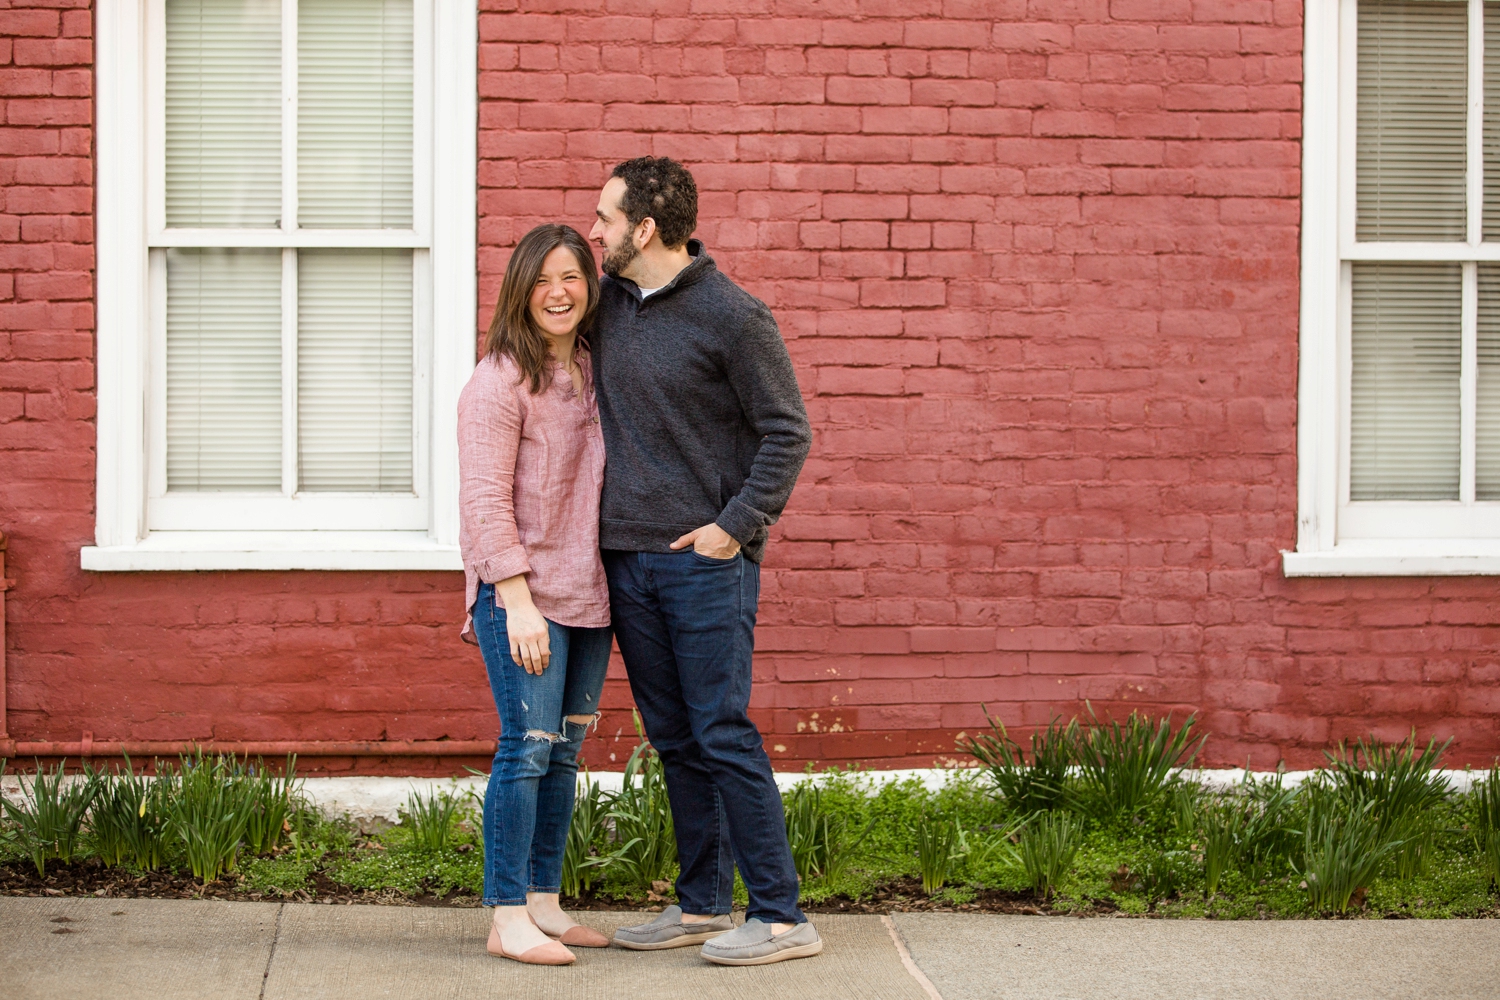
[1289, 0, 1500, 573]
[90, 0, 475, 570]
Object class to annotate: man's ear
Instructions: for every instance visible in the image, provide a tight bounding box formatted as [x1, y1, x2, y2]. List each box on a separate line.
[634, 216, 656, 250]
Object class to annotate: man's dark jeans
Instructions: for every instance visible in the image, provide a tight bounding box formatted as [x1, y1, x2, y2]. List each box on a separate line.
[603, 549, 805, 925]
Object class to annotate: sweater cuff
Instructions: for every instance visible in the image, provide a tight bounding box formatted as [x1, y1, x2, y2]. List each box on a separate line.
[475, 549, 532, 585]
[716, 497, 767, 546]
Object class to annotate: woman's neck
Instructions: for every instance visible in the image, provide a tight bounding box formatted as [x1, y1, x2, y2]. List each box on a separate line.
[546, 332, 578, 369]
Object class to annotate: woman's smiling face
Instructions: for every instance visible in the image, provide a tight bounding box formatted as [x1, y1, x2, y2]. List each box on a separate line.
[528, 245, 590, 340]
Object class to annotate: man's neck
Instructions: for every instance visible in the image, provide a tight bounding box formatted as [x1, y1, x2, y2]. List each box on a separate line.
[624, 243, 693, 290]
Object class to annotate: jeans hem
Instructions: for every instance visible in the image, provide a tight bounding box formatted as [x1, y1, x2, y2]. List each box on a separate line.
[527, 885, 562, 894]
[678, 904, 734, 916]
[483, 898, 528, 907]
[745, 911, 808, 925]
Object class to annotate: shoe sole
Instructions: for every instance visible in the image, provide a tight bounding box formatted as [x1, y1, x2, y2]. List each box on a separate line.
[613, 928, 730, 951]
[701, 939, 824, 966]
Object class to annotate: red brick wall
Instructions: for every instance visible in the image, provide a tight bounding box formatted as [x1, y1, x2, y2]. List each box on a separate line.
[2, 1, 1498, 775]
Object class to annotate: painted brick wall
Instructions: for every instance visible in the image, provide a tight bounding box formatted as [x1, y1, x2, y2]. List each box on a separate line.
[1, 1, 1498, 775]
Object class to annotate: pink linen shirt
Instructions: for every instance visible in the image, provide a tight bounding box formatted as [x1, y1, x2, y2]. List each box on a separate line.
[458, 350, 609, 638]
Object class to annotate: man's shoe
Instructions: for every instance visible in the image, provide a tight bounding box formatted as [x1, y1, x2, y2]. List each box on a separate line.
[700, 918, 822, 966]
[612, 905, 734, 950]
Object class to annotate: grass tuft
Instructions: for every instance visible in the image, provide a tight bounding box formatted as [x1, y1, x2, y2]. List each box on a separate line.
[1073, 706, 1204, 821]
[960, 710, 1075, 815]
[1018, 811, 1084, 899]
[1, 759, 99, 876]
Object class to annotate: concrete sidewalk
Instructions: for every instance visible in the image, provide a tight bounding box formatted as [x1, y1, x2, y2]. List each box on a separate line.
[3, 897, 1496, 1000]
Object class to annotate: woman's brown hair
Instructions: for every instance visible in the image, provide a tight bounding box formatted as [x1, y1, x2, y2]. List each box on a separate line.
[483, 224, 600, 394]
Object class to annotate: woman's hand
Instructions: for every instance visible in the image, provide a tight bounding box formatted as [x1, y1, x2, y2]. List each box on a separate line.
[495, 575, 551, 674]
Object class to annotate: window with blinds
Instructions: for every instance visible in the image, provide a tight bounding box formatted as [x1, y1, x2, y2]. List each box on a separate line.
[1348, 0, 1500, 513]
[155, 0, 420, 512]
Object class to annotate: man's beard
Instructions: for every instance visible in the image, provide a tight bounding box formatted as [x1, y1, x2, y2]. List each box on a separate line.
[600, 236, 639, 279]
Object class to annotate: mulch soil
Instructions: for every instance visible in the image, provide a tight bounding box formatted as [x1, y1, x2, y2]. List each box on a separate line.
[1, 859, 1091, 914]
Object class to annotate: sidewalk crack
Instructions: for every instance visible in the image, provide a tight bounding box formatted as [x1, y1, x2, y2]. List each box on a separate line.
[258, 903, 285, 1000]
[882, 914, 945, 1000]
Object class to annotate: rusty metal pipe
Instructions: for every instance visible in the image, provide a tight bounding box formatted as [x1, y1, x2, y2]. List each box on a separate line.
[0, 739, 496, 759]
[0, 532, 9, 749]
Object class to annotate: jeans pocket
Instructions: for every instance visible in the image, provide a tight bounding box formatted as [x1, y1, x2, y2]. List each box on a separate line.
[689, 549, 738, 565]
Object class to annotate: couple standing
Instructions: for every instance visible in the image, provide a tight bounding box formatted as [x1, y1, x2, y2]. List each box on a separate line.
[457, 157, 818, 967]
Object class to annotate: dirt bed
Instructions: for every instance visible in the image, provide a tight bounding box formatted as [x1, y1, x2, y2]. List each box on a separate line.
[1, 860, 1102, 915]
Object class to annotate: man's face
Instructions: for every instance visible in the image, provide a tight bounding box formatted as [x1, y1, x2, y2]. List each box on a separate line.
[590, 177, 640, 279]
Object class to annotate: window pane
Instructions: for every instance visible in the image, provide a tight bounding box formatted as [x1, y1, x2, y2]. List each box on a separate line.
[297, 250, 413, 491]
[1478, 265, 1500, 497]
[1351, 261, 1462, 499]
[1357, 0, 1468, 242]
[298, 0, 414, 228]
[165, 0, 281, 228]
[167, 248, 283, 491]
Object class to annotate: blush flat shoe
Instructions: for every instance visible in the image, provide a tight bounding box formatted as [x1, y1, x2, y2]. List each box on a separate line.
[557, 924, 611, 948]
[487, 925, 577, 965]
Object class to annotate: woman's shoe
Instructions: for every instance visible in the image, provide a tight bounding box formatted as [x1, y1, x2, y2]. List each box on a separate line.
[556, 924, 611, 948]
[487, 925, 577, 965]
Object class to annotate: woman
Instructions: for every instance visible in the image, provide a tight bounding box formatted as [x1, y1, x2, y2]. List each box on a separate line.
[459, 224, 611, 966]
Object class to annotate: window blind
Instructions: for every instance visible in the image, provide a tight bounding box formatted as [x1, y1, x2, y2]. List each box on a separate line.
[298, 0, 414, 228]
[1351, 261, 1463, 499]
[164, 0, 281, 228]
[1478, 266, 1500, 498]
[1484, 1, 1500, 238]
[1356, 0, 1468, 242]
[297, 250, 413, 491]
[166, 248, 283, 491]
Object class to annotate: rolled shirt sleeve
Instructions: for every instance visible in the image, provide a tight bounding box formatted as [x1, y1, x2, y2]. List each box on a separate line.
[458, 362, 532, 586]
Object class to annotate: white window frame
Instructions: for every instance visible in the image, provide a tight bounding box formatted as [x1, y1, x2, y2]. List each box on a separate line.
[88, 0, 475, 571]
[1287, 0, 1500, 575]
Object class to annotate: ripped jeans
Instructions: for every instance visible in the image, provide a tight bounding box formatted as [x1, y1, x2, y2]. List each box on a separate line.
[473, 583, 612, 906]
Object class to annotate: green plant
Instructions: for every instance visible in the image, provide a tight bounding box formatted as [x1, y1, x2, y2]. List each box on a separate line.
[1324, 734, 1450, 829]
[783, 784, 872, 887]
[562, 776, 611, 897]
[1072, 706, 1204, 820]
[1470, 764, 1500, 887]
[961, 710, 1075, 814]
[1, 760, 99, 875]
[1140, 849, 1197, 901]
[171, 753, 253, 883]
[1296, 788, 1403, 913]
[1198, 801, 1239, 896]
[1238, 772, 1300, 876]
[1018, 811, 1083, 899]
[1324, 734, 1450, 880]
[1184, 774, 1297, 894]
[400, 789, 461, 854]
[914, 817, 962, 895]
[242, 756, 299, 856]
[955, 820, 1022, 877]
[87, 756, 177, 870]
[595, 738, 676, 891]
[239, 856, 314, 897]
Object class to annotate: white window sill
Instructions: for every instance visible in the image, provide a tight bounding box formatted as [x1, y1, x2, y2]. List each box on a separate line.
[81, 532, 462, 572]
[1282, 540, 1500, 576]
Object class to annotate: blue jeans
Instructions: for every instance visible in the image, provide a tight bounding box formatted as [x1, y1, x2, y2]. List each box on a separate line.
[472, 582, 612, 906]
[603, 549, 805, 926]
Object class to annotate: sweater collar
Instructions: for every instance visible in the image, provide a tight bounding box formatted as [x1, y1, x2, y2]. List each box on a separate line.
[614, 239, 715, 304]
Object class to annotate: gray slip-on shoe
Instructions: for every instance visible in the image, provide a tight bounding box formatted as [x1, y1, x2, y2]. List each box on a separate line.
[612, 905, 734, 950]
[700, 918, 823, 966]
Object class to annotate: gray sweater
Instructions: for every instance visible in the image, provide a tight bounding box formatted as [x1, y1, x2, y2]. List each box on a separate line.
[591, 241, 812, 563]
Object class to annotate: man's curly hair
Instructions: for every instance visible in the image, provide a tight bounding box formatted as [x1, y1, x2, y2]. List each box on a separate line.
[611, 156, 698, 249]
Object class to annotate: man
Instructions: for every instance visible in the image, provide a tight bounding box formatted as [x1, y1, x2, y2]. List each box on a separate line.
[587, 157, 819, 966]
